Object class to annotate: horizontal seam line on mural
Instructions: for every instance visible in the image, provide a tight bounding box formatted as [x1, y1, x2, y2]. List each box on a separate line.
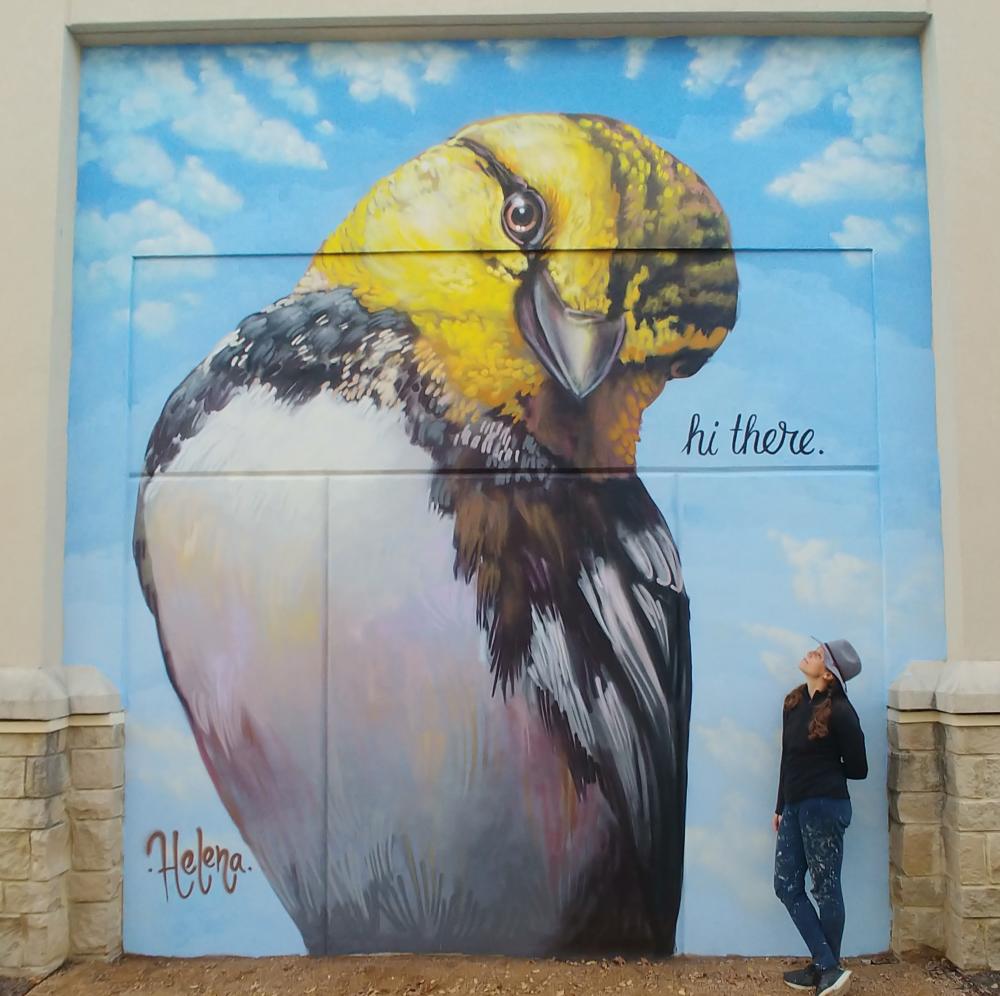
[127, 465, 880, 479]
[127, 246, 874, 261]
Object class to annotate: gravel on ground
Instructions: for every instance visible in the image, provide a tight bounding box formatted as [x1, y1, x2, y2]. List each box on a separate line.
[11, 951, 990, 996]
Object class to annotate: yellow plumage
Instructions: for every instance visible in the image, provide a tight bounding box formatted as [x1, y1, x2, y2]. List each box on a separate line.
[305, 113, 738, 449]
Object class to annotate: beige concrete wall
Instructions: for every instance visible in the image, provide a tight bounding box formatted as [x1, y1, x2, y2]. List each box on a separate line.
[920, 0, 1000, 663]
[1, 0, 998, 679]
[0, 3, 79, 670]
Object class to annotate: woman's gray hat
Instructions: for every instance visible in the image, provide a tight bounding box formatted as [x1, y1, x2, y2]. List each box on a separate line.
[811, 636, 862, 693]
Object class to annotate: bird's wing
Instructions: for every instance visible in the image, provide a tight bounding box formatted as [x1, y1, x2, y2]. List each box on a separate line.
[570, 488, 690, 948]
[445, 473, 690, 947]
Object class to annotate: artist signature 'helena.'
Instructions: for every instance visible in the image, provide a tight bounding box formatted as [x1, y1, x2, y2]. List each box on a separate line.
[146, 828, 251, 901]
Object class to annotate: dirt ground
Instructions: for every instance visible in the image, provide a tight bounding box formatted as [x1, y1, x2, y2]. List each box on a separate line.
[6, 952, 998, 996]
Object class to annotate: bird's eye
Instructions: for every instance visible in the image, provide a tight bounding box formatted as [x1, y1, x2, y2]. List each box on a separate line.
[501, 190, 545, 247]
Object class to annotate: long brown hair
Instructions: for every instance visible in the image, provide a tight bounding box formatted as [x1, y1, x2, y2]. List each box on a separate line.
[783, 679, 842, 740]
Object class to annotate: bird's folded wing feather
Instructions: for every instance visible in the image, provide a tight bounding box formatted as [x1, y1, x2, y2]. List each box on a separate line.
[457, 473, 690, 922]
[527, 486, 687, 853]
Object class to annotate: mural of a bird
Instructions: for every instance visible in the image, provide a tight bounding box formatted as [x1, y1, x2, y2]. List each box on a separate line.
[134, 113, 739, 956]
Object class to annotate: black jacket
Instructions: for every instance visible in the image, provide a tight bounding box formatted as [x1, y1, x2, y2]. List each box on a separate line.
[775, 685, 868, 815]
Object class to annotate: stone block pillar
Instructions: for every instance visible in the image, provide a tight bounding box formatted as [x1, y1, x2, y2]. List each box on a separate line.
[66, 721, 124, 960]
[0, 667, 122, 979]
[0, 728, 69, 977]
[889, 660, 1000, 969]
[887, 715, 945, 952]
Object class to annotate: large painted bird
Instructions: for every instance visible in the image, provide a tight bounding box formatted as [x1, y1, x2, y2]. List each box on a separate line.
[134, 113, 738, 956]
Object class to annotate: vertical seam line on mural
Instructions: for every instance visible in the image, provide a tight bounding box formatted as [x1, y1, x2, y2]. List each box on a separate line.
[116, 255, 139, 954]
[863, 244, 892, 914]
[117, 253, 141, 711]
[322, 473, 331, 954]
[868, 247, 891, 700]
[673, 469, 686, 955]
[673, 470, 688, 956]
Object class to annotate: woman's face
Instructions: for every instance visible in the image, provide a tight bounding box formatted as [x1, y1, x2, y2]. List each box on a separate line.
[799, 645, 834, 684]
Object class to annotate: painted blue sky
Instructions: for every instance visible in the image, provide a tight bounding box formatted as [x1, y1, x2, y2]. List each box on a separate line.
[66, 36, 944, 957]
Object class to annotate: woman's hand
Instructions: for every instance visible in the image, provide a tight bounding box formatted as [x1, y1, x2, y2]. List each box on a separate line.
[772, 813, 782, 833]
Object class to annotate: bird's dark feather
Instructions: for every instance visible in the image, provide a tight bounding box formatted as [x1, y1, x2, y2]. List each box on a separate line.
[437, 471, 690, 951]
[141, 288, 416, 476]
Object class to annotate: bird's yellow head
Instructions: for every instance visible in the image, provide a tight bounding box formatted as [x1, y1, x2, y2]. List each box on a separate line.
[307, 113, 739, 467]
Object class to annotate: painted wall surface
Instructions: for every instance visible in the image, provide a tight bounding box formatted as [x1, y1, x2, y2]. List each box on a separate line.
[64, 37, 943, 957]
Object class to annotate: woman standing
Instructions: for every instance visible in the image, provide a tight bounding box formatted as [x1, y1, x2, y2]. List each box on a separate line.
[773, 638, 868, 996]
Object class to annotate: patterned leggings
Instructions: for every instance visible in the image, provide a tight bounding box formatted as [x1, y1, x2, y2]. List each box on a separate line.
[773, 796, 852, 972]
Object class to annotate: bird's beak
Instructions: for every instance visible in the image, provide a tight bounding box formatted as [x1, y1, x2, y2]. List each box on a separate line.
[515, 265, 626, 400]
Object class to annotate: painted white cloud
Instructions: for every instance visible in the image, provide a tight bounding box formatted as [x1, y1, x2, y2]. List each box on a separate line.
[736, 39, 836, 140]
[170, 155, 244, 213]
[476, 39, 537, 70]
[308, 42, 466, 109]
[843, 69, 922, 156]
[75, 199, 215, 291]
[735, 39, 924, 204]
[768, 138, 923, 205]
[831, 213, 922, 263]
[735, 39, 919, 144]
[421, 44, 466, 85]
[745, 623, 812, 681]
[81, 49, 324, 170]
[494, 40, 537, 71]
[129, 290, 201, 340]
[77, 199, 214, 258]
[768, 529, 880, 616]
[624, 38, 654, 80]
[174, 58, 325, 168]
[82, 133, 243, 215]
[693, 717, 771, 777]
[224, 46, 319, 115]
[132, 300, 176, 337]
[100, 134, 175, 188]
[81, 49, 196, 133]
[884, 525, 946, 635]
[684, 38, 747, 94]
[687, 792, 776, 911]
[315, 118, 335, 136]
[77, 130, 101, 166]
[128, 718, 211, 801]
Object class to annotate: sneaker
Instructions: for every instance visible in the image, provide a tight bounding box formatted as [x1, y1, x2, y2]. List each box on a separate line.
[782, 962, 819, 990]
[815, 965, 852, 996]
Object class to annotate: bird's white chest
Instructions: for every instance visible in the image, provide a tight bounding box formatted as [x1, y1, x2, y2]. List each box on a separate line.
[164, 382, 434, 475]
[141, 387, 613, 952]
